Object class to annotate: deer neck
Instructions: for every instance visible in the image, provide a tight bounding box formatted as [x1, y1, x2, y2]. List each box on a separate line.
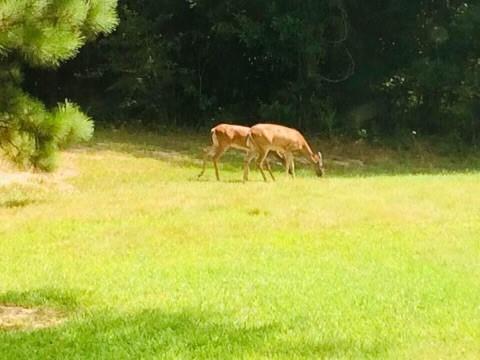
[302, 142, 317, 164]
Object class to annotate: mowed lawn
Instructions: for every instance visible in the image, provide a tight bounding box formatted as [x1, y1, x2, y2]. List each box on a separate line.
[1, 130, 480, 359]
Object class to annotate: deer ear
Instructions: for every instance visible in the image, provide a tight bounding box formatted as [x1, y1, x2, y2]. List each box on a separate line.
[317, 151, 323, 160]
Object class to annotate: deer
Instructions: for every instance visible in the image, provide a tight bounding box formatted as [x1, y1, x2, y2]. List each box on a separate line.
[198, 123, 287, 181]
[243, 123, 324, 181]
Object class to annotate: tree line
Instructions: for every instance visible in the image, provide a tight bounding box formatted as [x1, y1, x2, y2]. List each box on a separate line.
[1, 1, 479, 169]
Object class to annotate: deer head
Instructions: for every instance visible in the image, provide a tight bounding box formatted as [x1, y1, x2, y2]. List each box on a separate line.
[313, 151, 324, 177]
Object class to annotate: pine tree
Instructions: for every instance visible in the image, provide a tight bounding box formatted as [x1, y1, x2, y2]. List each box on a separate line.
[0, 0, 118, 170]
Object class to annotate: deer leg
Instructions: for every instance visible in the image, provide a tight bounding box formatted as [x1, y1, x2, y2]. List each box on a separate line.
[212, 147, 226, 181]
[285, 152, 295, 178]
[285, 154, 290, 176]
[264, 154, 276, 181]
[198, 146, 213, 178]
[257, 150, 270, 182]
[276, 151, 293, 175]
[290, 156, 296, 178]
[243, 150, 257, 181]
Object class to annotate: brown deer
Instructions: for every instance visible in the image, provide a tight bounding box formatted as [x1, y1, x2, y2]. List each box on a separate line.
[243, 123, 324, 181]
[198, 123, 286, 181]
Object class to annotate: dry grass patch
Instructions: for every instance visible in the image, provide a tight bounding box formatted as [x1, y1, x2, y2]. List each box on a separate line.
[0, 305, 67, 331]
[0, 153, 78, 192]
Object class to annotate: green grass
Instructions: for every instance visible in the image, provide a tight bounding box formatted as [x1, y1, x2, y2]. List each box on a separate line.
[1, 129, 479, 359]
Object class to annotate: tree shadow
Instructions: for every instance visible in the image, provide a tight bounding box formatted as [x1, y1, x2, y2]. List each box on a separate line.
[0, 307, 387, 359]
[87, 128, 207, 168]
[0, 288, 387, 358]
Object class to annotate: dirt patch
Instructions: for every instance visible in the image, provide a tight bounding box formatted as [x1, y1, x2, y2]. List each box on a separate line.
[0, 305, 67, 331]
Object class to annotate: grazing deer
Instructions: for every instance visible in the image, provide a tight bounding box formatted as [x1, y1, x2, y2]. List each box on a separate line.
[243, 123, 324, 181]
[198, 123, 286, 181]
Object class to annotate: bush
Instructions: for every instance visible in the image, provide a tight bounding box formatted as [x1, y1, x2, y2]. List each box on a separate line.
[0, 0, 118, 170]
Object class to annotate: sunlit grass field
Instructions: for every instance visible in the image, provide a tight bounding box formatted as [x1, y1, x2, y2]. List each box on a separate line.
[1, 129, 480, 359]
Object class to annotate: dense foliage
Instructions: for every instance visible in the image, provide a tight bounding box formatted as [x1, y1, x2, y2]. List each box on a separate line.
[0, 0, 118, 170]
[18, 1, 480, 147]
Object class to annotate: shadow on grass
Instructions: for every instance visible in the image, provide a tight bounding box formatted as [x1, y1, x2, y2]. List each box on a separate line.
[90, 128, 280, 180]
[0, 184, 46, 209]
[0, 288, 84, 311]
[89, 128, 206, 168]
[0, 199, 38, 209]
[192, 177, 248, 183]
[0, 307, 386, 359]
[87, 128, 480, 178]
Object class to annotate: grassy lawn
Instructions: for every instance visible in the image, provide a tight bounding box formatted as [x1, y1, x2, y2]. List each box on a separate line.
[1, 129, 480, 359]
